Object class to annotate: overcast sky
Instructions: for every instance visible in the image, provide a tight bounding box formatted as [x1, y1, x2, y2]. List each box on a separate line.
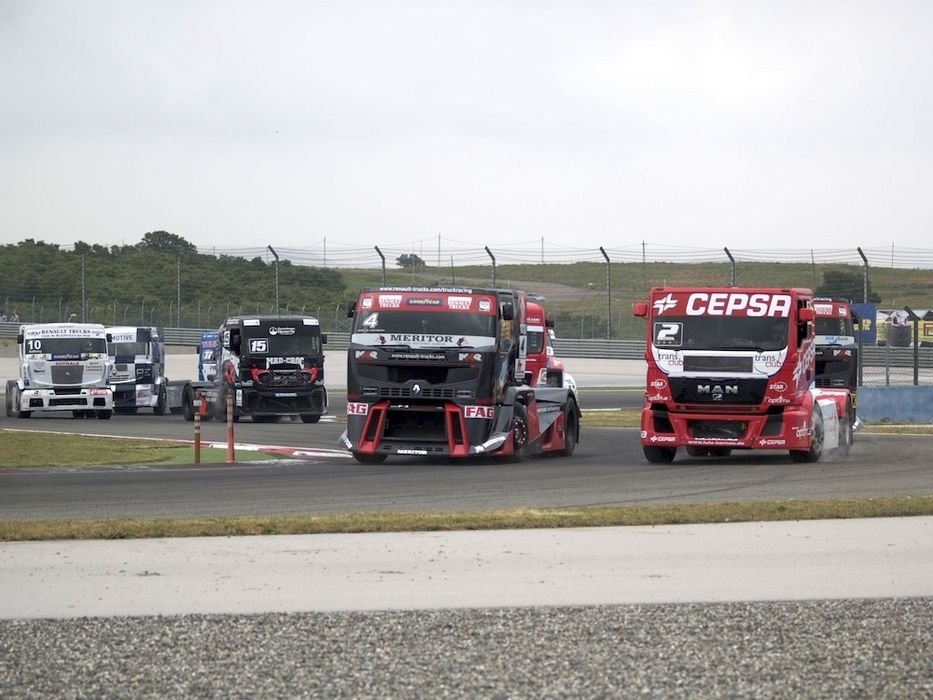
[1, 0, 931, 262]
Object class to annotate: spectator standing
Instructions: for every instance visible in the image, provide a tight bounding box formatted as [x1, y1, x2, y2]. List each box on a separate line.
[0, 310, 7, 322]
[9, 310, 20, 323]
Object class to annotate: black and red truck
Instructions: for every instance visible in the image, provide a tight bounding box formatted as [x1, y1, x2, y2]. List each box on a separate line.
[340, 286, 580, 463]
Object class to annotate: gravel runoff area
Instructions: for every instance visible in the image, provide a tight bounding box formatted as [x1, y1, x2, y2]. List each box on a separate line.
[1, 599, 930, 698]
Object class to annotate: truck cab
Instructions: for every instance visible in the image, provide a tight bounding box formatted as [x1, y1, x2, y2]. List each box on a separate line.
[812, 298, 858, 406]
[341, 287, 579, 463]
[106, 326, 167, 414]
[6, 323, 114, 419]
[633, 287, 853, 463]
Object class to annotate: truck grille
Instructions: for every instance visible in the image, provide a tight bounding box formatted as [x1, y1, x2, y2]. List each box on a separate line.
[670, 377, 767, 405]
[51, 366, 85, 385]
[684, 356, 754, 373]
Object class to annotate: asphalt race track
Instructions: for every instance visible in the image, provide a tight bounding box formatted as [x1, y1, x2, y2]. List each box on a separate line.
[1, 393, 931, 521]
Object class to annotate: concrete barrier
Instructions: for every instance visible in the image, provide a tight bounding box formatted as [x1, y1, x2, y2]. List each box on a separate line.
[857, 386, 933, 423]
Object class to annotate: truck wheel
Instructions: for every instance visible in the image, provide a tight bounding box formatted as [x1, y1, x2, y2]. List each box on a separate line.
[300, 414, 321, 424]
[837, 402, 854, 456]
[352, 452, 387, 464]
[510, 403, 529, 460]
[154, 386, 167, 416]
[96, 410, 112, 420]
[4, 381, 14, 417]
[643, 446, 676, 463]
[182, 387, 195, 422]
[9, 385, 29, 418]
[558, 401, 578, 456]
[790, 407, 824, 463]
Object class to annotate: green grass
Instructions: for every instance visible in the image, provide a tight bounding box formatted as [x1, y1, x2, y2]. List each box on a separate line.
[3, 496, 932, 542]
[0, 430, 289, 468]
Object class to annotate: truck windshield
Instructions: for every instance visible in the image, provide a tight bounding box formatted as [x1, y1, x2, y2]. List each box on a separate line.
[653, 316, 787, 351]
[353, 311, 496, 340]
[109, 342, 148, 357]
[24, 337, 108, 355]
[816, 317, 854, 337]
[242, 329, 322, 357]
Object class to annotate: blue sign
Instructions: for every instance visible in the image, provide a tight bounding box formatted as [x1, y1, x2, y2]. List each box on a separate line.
[851, 303, 877, 344]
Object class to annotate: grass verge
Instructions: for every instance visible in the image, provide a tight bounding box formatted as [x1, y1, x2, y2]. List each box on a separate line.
[3, 496, 932, 541]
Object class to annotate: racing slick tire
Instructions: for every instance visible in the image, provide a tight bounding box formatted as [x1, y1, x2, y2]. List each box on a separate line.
[643, 446, 676, 463]
[96, 410, 112, 420]
[8, 384, 30, 418]
[837, 401, 854, 457]
[300, 414, 321, 424]
[557, 400, 579, 457]
[510, 403, 529, 461]
[790, 405, 825, 463]
[154, 385, 168, 416]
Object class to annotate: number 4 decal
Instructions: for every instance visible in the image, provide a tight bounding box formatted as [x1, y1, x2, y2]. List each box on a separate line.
[653, 322, 682, 346]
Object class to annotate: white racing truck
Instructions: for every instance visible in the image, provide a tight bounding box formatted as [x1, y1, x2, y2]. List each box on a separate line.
[5, 323, 114, 419]
[106, 326, 168, 414]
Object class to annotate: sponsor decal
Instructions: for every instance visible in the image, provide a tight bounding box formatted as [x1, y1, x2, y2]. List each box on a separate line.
[90, 389, 110, 396]
[243, 319, 261, 326]
[681, 292, 792, 317]
[769, 381, 788, 392]
[465, 405, 496, 419]
[814, 303, 833, 315]
[406, 297, 442, 306]
[766, 397, 792, 405]
[249, 339, 268, 353]
[397, 449, 429, 455]
[646, 392, 668, 402]
[389, 333, 455, 344]
[268, 356, 304, 365]
[478, 299, 492, 312]
[653, 293, 678, 314]
[459, 352, 483, 362]
[347, 402, 370, 415]
[794, 424, 810, 438]
[697, 383, 738, 400]
[390, 352, 445, 361]
[758, 438, 787, 446]
[355, 350, 379, 360]
[448, 296, 472, 310]
[648, 435, 678, 443]
[268, 327, 296, 335]
[650, 378, 667, 390]
[378, 294, 402, 308]
[361, 297, 373, 309]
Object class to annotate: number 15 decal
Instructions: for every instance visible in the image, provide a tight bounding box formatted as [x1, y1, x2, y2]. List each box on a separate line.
[653, 322, 682, 346]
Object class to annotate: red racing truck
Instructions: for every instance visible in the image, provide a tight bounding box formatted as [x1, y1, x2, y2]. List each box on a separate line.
[632, 287, 854, 463]
[340, 286, 580, 463]
[525, 299, 577, 399]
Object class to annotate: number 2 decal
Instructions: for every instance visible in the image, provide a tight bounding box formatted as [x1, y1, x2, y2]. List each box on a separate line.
[653, 322, 682, 346]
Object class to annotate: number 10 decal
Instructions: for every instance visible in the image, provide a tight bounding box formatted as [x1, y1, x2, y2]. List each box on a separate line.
[653, 321, 682, 346]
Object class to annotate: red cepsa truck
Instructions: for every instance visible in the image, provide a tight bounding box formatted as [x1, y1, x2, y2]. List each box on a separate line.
[340, 286, 580, 463]
[632, 287, 855, 464]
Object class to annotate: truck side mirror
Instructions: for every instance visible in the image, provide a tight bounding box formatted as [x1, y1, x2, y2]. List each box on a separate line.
[545, 318, 555, 329]
[347, 302, 356, 318]
[230, 330, 241, 354]
[632, 302, 648, 318]
[321, 334, 328, 344]
[106, 333, 113, 343]
[798, 308, 814, 322]
[501, 303, 515, 321]
[16, 334, 23, 344]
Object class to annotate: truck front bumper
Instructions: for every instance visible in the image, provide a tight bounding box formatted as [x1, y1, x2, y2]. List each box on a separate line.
[21, 388, 113, 412]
